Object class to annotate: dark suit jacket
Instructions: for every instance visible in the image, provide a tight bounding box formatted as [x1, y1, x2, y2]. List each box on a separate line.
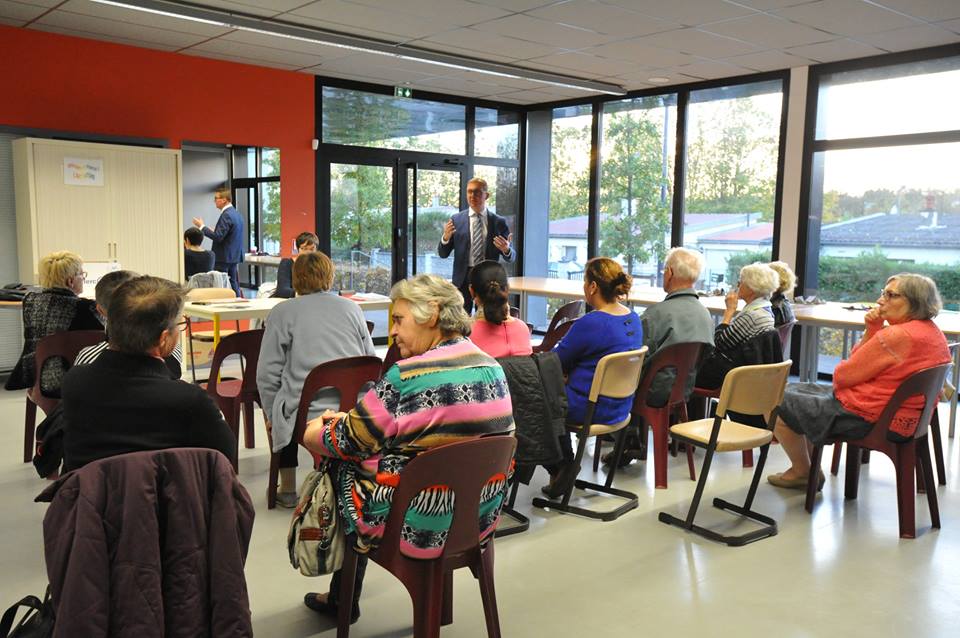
[61, 349, 237, 472]
[202, 205, 244, 265]
[436, 209, 516, 287]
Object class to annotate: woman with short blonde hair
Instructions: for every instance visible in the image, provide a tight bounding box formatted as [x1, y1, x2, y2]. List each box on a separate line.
[5, 251, 101, 394]
[768, 261, 797, 327]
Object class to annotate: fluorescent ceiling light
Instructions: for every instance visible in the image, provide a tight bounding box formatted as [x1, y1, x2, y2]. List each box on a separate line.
[88, 0, 625, 95]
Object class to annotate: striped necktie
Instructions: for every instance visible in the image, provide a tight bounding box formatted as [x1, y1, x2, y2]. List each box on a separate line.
[471, 212, 485, 266]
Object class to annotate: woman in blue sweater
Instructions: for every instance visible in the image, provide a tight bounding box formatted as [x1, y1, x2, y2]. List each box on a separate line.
[545, 257, 642, 496]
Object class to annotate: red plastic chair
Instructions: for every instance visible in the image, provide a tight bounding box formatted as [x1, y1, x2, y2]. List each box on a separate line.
[805, 363, 950, 539]
[23, 329, 106, 462]
[336, 436, 517, 638]
[532, 318, 575, 354]
[545, 300, 583, 334]
[381, 343, 402, 376]
[202, 329, 263, 469]
[595, 342, 704, 489]
[266, 355, 382, 509]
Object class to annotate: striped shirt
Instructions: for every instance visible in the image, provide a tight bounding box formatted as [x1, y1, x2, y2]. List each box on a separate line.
[75, 341, 184, 380]
[304, 337, 515, 557]
[715, 298, 775, 355]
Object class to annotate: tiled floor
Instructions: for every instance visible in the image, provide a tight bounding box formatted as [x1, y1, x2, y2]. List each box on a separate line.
[1, 379, 958, 637]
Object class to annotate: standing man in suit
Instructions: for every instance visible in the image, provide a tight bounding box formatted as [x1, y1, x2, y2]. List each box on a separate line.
[437, 177, 515, 313]
[192, 188, 244, 297]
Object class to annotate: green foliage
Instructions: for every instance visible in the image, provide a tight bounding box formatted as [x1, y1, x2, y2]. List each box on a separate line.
[549, 119, 591, 220]
[330, 165, 392, 253]
[725, 249, 773, 285]
[261, 151, 281, 248]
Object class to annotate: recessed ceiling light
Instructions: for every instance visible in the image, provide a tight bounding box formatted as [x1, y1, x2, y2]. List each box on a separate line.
[648, 77, 671, 84]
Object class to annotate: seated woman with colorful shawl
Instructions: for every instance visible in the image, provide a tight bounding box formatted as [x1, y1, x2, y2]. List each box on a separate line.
[301, 273, 515, 623]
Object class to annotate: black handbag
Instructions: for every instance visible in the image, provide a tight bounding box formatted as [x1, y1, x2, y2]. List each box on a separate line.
[0, 587, 54, 638]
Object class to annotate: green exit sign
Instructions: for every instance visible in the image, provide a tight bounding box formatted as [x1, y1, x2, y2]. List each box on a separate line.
[395, 86, 413, 98]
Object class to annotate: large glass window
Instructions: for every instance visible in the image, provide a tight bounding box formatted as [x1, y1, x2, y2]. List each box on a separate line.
[475, 108, 519, 159]
[329, 163, 393, 295]
[473, 164, 519, 277]
[548, 105, 592, 283]
[599, 94, 676, 288]
[322, 86, 466, 154]
[683, 81, 782, 290]
[232, 146, 280, 288]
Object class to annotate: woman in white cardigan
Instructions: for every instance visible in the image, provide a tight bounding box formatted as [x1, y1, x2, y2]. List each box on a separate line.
[256, 251, 375, 507]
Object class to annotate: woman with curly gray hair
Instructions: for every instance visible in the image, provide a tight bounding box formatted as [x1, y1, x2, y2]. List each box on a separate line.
[301, 273, 514, 622]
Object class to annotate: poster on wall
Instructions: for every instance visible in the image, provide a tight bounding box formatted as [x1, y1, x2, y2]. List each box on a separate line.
[63, 157, 104, 186]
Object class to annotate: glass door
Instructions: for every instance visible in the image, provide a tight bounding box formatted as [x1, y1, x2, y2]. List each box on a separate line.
[402, 164, 463, 281]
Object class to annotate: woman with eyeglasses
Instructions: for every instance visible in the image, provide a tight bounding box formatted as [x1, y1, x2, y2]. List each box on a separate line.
[5, 250, 102, 396]
[768, 273, 950, 490]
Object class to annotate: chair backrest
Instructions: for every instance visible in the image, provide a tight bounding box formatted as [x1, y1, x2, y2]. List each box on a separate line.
[532, 318, 575, 354]
[874, 363, 950, 440]
[776, 320, 796, 359]
[546, 300, 583, 334]
[633, 341, 703, 410]
[32, 329, 107, 405]
[186, 271, 231, 290]
[715, 360, 792, 426]
[206, 329, 264, 398]
[186, 287, 236, 301]
[381, 343, 402, 376]
[588, 347, 648, 403]
[292, 356, 383, 445]
[378, 436, 517, 560]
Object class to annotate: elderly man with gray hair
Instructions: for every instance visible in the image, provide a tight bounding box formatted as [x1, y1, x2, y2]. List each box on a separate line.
[603, 247, 714, 467]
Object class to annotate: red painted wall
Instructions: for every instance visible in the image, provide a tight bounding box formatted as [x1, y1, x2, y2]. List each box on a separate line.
[0, 25, 314, 257]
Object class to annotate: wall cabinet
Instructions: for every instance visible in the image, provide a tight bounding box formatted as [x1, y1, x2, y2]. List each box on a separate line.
[14, 137, 183, 285]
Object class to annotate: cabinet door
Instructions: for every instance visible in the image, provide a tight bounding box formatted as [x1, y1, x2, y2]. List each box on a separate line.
[32, 144, 112, 261]
[111, 151, 182, 282]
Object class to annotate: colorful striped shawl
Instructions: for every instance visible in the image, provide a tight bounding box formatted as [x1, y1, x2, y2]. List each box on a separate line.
[304, 337, 515, 556]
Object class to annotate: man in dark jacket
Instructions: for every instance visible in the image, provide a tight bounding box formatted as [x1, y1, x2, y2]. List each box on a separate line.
[61, 276, 236, 472]
[38, 448, 255, 637]
[193, 188, 244, 297]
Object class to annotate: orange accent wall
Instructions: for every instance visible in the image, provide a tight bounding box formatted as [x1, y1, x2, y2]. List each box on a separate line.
[0, 25, 314, 257]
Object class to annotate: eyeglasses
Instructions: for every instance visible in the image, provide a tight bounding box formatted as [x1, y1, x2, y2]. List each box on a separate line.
[76, 271, 87, 279]
[880, 289, 904, 300]
[175, 318, 189, 333]
[466, 188, 485, 195]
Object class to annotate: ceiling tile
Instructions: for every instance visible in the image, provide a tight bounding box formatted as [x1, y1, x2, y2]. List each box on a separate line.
[588, 39, 696, 66]
[408, 76, 501, 96]
[637, 28, 761, 58]
[309, 52, 441, 81]
[30, 24, 182, 52]
[58, 0, 233, 37]
[187, 38, 330, 67]
[406, 41, 519, 63]
[492, 88, 576, 103]
[5, 0, 62, 7]
[785, 37, 885, 62]
[35, 10, 213, 49]
[181, 48, 302, 70]
[205, 0, 303, 14]
[0, 16, 25, 26]
[218, 29, 354, 59]
[470, 13, 617, 49]
[872, 1, 960, 22]
[941, 19, 960, 35]
[725, 49, 815, 71]
[467, 0, 558, 10]
[672, 58, 753, 80]
[774, 0, 920, 37]
[439, 69, 555, 90]
[601, 0, 757, 26]
[523, 51, 642, 76]
[729, 0, 816, 8]
[701, 14, 834, 49]
[526, 0, 679, 38]
[290, 1, 456, 40]
[344, 0, 510, 26]
[0, 0, 48, 23]
[417, 27, 562, 60]
[857, 24, 960, 52]
[284, 14, 411, 42]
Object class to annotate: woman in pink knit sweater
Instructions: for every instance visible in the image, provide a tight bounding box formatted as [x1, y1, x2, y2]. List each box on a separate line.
[768, 273, 950, 490]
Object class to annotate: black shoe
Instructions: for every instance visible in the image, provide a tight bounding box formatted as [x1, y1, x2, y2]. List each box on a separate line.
[601, 447, 643, 469]
[304, 593, 360, 624]
[540, 461, 579, 499]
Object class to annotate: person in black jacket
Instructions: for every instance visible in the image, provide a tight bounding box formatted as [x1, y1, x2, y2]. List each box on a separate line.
[273, 231, 318, 298]
[61, 276, 236, 472]
[183, 226, 215, 279]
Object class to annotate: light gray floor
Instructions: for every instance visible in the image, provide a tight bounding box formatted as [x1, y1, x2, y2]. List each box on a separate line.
[2, 379, 959, 637]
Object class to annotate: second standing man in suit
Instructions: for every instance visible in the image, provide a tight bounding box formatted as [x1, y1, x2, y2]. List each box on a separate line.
[437, 177, 515, 313]
[193, 188, 244, 297]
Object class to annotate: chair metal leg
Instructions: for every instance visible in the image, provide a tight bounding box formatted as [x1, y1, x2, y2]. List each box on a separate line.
[592, 437, 603, 472]
[495, 478, 529, 538]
